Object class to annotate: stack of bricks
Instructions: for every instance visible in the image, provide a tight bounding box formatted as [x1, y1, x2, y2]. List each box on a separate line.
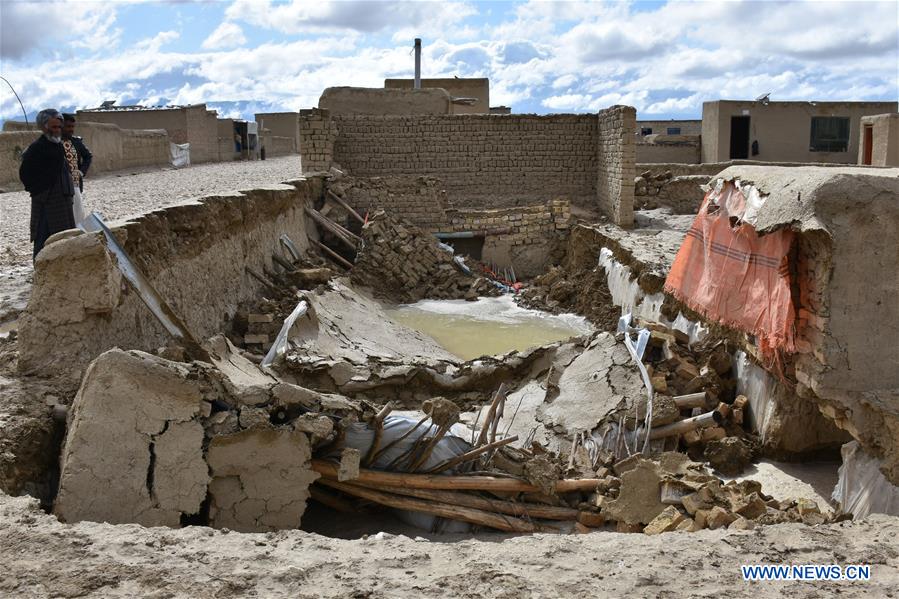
[597, 105, 636, 227]
[351, 211, 485, 303]
[242, 312, 279, 354]
[448, 199, 572, 247]
[330, 113, 598, 209]
[331, 175, 451, 231]
[299, 108, 337, 174]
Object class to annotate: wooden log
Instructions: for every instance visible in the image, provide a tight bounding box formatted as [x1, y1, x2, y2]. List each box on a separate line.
[647, 410, 721, 440]
[245, 266, 280, 293]
[309, 486, 358, 513]
[313, 240, 353, 270]
[305, 206, 360, 250]
[476, 384, 507, 447]
[326, 189, 365, 224]
[672, 392, 707, 409]
[364, 402, 394, 467]
[312, 459, 601, 493]
[317, 478, 555, 533]
[715, 402, 732, 420]
[426, 435, 519, 474]
[349, 480, 581, 521]
[272, 252, 296, 272]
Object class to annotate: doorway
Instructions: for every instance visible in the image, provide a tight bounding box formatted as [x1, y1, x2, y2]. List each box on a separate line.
[863, 125, 873, 165]
[729, 116, 750, 159]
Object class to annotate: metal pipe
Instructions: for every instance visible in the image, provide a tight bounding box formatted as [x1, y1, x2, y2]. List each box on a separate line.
[434, 231, 483, 239]
[414, 38, 422, 89]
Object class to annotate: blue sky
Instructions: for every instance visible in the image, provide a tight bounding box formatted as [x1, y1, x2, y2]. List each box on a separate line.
[1, 0, 897, 124]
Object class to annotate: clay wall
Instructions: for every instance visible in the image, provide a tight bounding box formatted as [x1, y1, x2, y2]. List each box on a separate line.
[597, 105, 636, 226]
[637, 120, 701, 136]
[636, 136, 701, 164]
[319, 87, 452, 115]
[385, 78, 490, 114]
[298, 109, 337, 173]
[17, 177, 325, 385]
[0, 122, 169, 190]
[858, 113, 899, 167]
[255, 112, 300, 149]
[77, 104, 221, 164]
[701, 100, 898, 164]
[329, 113, 598, 209]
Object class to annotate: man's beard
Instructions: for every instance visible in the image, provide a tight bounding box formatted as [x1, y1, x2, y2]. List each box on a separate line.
[43, 133, 62, 143]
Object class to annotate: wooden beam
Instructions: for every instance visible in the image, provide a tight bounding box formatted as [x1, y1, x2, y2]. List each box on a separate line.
[317, 479, 557, 533]
[326, 189, 365, 224]
[313, 240, 353, 270]
[312, 459, 601, 493]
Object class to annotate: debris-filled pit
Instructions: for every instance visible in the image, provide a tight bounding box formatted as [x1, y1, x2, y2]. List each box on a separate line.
[2, 167, 899, 595]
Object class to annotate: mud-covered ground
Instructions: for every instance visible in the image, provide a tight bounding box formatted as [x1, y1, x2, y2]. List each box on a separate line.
[2, 493, 897, 598]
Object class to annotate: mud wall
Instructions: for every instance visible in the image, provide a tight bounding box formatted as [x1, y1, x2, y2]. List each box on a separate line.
[636, 137, 701, 164]
[319, 87, 452, 115]
[597, 106, 636, 226]
[0, 122, 169, 190]
[332, 175, 451, 231]
[298, 109, 337, 173]
[325, 112, 598, 209]
[18, 178, 324, 386]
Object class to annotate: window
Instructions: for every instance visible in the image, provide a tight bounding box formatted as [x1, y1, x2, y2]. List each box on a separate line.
[667, 127, 681, 135]
[809, 117, 850, 152]
[640, 127, 653, 135]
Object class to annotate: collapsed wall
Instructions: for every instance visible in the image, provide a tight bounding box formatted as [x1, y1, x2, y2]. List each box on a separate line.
[18, 177, 325, 387]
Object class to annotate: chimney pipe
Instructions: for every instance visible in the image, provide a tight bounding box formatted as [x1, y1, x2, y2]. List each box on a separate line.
[414, 38, 421, 89]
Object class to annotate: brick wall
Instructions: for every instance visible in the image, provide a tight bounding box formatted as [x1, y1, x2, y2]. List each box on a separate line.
[597, 106, 636, 227]
[331, 175, 450, 231]
[328, 113, 598, 209]
[298, 109, 337, 173]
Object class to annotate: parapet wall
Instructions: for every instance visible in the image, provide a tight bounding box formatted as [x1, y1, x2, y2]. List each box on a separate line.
[0, 121, 169, 190]
[597, 106, 636, 227]
[18, 177, 324, 386]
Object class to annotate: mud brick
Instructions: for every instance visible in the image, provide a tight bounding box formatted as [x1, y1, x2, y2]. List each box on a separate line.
[644, 505, 685, 535]
[706, 506, 737, 530]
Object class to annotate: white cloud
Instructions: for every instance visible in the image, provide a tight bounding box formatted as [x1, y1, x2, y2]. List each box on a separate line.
[202, 22, 246, 50]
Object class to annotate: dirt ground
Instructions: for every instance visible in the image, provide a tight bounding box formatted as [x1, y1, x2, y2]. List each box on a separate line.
[1, 492, 897, 598]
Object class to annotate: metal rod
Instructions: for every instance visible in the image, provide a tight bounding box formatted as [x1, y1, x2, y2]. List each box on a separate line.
[414, 38, 422, 89]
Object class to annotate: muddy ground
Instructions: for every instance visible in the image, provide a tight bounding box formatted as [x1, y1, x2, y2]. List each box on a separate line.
[2, 493, 897, 598]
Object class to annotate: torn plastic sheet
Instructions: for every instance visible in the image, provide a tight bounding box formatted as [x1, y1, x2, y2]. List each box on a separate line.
[833, 441, 899, 518]
[732, 350, 778, 440]
[261, 299, 309, 369]
[600, 247, 708, 345]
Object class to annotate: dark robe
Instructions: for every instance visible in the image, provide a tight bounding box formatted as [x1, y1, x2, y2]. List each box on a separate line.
[19, 135, 76, 259]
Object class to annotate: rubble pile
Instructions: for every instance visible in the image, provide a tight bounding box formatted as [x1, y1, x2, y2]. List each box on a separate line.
[352, 211, 497, 303]
[633, 170, 707, 213]
[518, 264, 620, 332]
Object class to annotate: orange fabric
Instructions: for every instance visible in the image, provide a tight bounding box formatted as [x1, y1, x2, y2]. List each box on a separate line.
[664, 182, 795, 360]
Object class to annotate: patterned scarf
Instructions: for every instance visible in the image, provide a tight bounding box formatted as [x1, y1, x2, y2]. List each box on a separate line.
[63, 139, 80, 184]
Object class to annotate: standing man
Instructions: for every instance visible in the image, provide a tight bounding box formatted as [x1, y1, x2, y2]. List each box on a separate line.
[19, 109, 76, 260]
[61, 113, 92, 222]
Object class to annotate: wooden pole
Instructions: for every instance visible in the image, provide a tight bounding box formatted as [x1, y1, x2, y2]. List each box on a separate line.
[647, 410, 721, 440]
[349, 480, 582, 521]
[426, 435, 519, 474]
[326, 189, 365, 224]
[312, 459, 601, 493]
[305, 206, 362, 247]
[313, 240, 353, 270]
[317, 479, 555, 533]
[672, 392, 707, 409]
[476, 384, 507, 447]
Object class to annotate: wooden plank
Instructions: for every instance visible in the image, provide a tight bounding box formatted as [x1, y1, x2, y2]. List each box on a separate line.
[326, 189, 365, 224]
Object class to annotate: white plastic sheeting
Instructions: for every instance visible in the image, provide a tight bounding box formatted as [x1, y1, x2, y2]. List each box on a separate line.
[833, 441, 899, 518]
[732, 350, 779, 441]
[598, 247, 707, 345]
[170, 142, 190, 168]
[339, 415, 474, 533]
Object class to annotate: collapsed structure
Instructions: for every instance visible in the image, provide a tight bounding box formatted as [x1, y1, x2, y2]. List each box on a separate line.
[2, 94, 898, 544]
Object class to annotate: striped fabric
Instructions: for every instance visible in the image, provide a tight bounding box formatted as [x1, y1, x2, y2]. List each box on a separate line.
[665, 181, 795, 361]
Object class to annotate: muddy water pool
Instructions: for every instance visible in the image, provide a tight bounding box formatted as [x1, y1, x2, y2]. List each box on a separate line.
[384, 295, 593, 360]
